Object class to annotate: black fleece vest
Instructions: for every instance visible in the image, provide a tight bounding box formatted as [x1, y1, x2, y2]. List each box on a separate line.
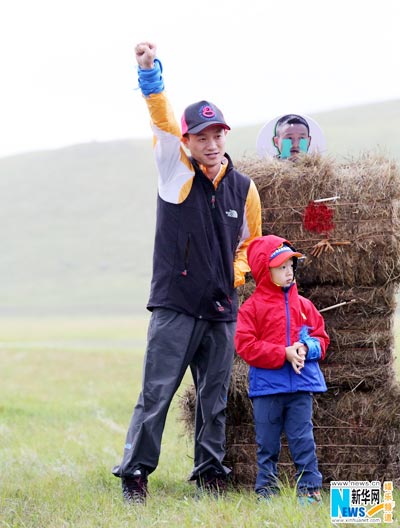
[147, 154, 251, 321]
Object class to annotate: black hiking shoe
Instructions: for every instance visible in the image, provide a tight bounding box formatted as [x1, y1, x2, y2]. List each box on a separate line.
[122, 469, 148, 504]
[196, 471, 228, 499]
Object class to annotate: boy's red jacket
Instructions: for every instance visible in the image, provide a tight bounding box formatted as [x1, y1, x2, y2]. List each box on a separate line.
[235, 234, 329, 396]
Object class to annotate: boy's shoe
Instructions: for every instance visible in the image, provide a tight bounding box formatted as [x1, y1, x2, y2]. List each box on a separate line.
[298, 490, 322, 506]
[256, 486, 279, 502]
[122, 469, 148, 504]
[196, 471, 228, 499]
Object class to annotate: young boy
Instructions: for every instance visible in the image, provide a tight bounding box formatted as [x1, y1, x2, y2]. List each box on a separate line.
[234, 234, 329, 504]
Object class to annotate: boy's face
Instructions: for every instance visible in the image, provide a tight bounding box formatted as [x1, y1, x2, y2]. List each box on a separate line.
[273, 123, 310, 160]
[270, 258, 294, 287]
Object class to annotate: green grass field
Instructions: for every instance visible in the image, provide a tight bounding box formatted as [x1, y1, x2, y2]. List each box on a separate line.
[1, 316, 399, 527]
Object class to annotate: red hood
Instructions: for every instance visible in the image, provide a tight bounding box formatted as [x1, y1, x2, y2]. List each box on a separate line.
[247, 234, 295, 291]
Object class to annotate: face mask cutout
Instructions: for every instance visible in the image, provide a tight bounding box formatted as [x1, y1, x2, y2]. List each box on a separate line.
[280, 138, 292, 159]
[280, 137, 309, 158]
[299, 138, 309, 153]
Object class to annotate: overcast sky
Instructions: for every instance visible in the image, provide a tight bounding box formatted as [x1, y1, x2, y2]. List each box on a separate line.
[1, 0, 399, 159]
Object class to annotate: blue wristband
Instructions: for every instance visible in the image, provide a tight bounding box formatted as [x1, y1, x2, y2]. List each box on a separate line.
[138, 59, 164, 96]
[305, 339, 322, 361]
[299, 325, 322, 361]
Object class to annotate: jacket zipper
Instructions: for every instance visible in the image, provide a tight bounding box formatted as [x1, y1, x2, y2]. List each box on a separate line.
[285, 289, 294, 392]
[181, 234, 191, 276]
[284, 290, 291, 346]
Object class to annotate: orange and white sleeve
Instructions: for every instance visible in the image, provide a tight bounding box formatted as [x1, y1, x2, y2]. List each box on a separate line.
[233, 180, 262, 287]
[144, 92, 195, 204]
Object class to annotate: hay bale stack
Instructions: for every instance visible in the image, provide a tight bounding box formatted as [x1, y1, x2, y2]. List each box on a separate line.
[180, 153, 400, 488]
[239, 153, 400, 288]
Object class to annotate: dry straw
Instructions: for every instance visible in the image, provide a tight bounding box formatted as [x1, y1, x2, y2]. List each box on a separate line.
[180, 153, 400, 487]
[235, 153, 400, 287]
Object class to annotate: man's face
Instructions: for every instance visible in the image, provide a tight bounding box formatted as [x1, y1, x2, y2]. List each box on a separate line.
[273, 123, 311, 160]
[182, 126, 227, 170]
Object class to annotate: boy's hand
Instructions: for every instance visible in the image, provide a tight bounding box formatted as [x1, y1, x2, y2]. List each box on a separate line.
[293, 341, 307, 359]
[135, 41, 156, 69]
[285, 345, 305, 374]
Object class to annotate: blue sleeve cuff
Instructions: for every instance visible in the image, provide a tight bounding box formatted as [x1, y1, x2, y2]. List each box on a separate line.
[304, 338, 322, 361]
[138, 59, 164, 96]
[299, 325, 322, 361]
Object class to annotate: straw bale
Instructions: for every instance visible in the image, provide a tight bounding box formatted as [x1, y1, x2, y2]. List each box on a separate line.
[236, 153, 400, 287]
[224, 388, 400, 448]
[225, 446, 399, 487]
[179, 356, 253, 436]
[271, 461, 399, 487]
[226, 424, 255, 445]
[313, 426, 400, 447]
[225, 457, 399, 488]
[313, 388, 400, 430]
[324, 345, 394, 369]
[229, 324, 396, 393]
[225, 462, 256, 487]
[227, 443, 257, 465]
[178, 153, 400, 488]
[180, 358, 400, 442]
[223, 388, 400, 487]
[238, 280, 397, 383]
[326, 327, 393, 349]
[321, 364, 395, 391]
[240, 280, 399, 319]
[178, 386, 196, 437]
[318, 462, 400, 485]
[302, 284, 397, 315]
[313, 313, 392, 351]
[279, 444, 383, 465]
[228, 354, 250, 397]
[180, 382, 400, 487]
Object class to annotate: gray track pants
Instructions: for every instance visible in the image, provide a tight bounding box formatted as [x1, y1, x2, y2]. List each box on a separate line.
[112, 308, 235, 480]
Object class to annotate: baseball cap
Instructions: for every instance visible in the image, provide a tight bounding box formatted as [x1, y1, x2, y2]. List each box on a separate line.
[181, 100, 231, 135]
[269, 244, 303, 268]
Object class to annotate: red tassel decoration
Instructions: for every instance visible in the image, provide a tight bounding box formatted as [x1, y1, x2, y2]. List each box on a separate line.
[303, 201, 335, 234]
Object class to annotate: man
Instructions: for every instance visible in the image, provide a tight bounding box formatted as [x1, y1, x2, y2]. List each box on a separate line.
[272, 114, 311, 160]
[112, 42, 261, 503]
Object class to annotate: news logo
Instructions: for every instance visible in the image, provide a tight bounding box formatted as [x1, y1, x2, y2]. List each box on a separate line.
[330, 481, 395, 524]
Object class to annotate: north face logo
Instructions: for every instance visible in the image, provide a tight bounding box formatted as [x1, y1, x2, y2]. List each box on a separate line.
[225, 209, 238, 218]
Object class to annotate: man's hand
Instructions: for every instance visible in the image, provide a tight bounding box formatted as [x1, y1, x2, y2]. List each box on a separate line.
[135, 41, 157, 69]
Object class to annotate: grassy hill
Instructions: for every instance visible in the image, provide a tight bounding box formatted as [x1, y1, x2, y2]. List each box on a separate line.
[1, 100, 399, 316]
